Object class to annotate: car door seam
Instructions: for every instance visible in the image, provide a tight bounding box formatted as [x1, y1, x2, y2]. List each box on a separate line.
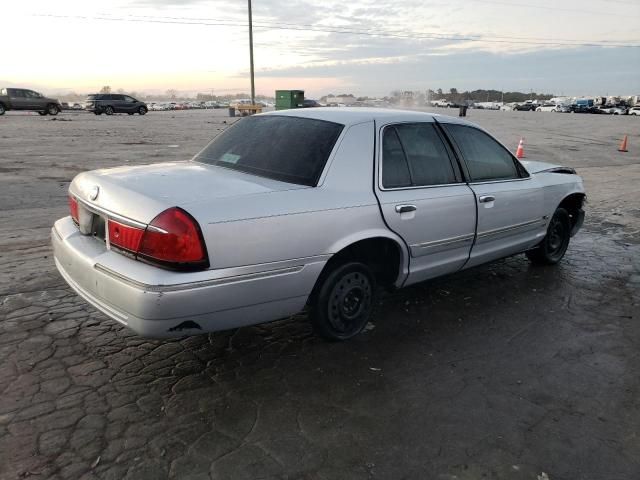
[371, 119, 412, 288]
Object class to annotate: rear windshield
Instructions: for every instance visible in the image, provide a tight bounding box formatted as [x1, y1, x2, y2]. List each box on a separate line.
[193, 115, 344, 186]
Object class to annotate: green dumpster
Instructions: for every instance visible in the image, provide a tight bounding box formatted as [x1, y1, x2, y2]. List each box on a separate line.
[275, 90, 304, 110]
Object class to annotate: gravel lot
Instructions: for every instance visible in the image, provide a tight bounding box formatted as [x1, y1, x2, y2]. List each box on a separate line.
[1, 109, 639, 480]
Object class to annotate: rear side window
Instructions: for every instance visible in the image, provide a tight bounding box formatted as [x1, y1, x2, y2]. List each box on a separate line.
[382, 123, 457, 188]
[382, 128, 411, 188]
[194, 115, 343, 186]
[87, 94, 98, 100]
[8, 89, 25, 98]
[444, 125, 519, 182]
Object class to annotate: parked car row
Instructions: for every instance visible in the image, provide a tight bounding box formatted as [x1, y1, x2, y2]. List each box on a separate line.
[503, 101, 637, 115]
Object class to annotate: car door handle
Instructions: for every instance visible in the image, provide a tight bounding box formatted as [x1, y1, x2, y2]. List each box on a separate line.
[395, 204, 417, 214]
[478, 195, 495, 203]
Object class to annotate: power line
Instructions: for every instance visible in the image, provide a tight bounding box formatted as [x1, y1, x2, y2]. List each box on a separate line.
[124, 13, 639, 45]
[34, 13, 640, 48]
[466, 0, 640, 17]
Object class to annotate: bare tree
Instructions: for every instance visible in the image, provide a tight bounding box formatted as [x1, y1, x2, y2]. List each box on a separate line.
[100, 86, 112, 94]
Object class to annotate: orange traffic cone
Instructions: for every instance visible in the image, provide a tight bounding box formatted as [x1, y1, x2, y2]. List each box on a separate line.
[618, 135, 628, 152]
[516, 138, 525, 158]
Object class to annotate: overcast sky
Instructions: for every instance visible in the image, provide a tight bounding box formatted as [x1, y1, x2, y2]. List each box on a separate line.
[5, 0, 640, 97]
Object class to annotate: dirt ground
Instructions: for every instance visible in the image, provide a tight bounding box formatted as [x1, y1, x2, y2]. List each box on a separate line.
[0, 108, 639, 480]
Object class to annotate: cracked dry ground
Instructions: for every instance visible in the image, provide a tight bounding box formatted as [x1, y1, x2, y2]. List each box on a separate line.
[2, 233, 639, 479]
[1, 111, 639, 479]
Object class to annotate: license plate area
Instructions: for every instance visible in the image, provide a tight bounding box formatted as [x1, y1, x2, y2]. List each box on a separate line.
[91, 214, 106, 243]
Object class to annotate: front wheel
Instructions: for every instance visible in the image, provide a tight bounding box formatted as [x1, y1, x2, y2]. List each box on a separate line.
[526, 208, 571, 265]
[138, 106, 147, 115]
[0, 103, 5, 115]
[47, 104, 59, 115]
[38, 111, 48, 116]
[309, 262, 376, 341]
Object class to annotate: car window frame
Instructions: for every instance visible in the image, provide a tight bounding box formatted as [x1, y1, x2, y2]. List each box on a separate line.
[377, 121, 464, 191]
[440, 123, 530, 184]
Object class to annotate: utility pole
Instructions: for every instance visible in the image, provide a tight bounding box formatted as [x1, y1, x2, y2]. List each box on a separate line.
[248, 0, 255, 105]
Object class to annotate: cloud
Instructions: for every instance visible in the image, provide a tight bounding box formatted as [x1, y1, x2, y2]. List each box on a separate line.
[253, 47, 640, 96]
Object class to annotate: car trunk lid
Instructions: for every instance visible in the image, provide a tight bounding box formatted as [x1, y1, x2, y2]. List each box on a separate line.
[69, 161, 307, 225]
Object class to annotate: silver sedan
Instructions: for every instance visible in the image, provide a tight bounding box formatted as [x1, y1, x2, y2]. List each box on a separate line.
[53, 108, 586, 340]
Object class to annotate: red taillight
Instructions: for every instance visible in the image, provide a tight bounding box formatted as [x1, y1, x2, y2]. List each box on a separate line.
[138, 207, 207, 267]
[69, 196, 79, 224]
[108, 220, 144, 253]
[106, 207, 208, 271]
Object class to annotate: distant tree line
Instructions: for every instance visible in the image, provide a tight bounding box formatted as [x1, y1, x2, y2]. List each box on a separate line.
[426, 88, 553, 103]
[48, 86, 554, 105]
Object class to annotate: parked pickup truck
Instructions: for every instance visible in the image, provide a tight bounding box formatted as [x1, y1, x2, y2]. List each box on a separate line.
[53, 109, 586, 341]
[0, 88, 61, 116]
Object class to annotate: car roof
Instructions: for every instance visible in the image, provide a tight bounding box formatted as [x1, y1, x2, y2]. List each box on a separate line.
[260, 107, 474, 127]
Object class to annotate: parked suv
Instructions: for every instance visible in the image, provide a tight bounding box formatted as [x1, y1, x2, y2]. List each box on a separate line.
[84, 94, 148, 115]
[0, 88, 61, 116]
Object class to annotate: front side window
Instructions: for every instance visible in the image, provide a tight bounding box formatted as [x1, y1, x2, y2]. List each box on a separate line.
[124, 96, 136, 103]
[194, 115, 343, 186]
[382, 123, 457, 188]
[444, 125, 519, 182]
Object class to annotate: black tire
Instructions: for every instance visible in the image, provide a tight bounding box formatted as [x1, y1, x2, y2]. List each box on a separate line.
[309, 262, 376, 341]
[38, 111, 48, 116]
[0, 103, 5, 115]
[138, 106, 147, 115]
[94, 112, 102, 115]
[47, 104, 59, 116]
[526, 208, 571, 265]
[104, 106, 114, 115]
[128, 112, 134, 115]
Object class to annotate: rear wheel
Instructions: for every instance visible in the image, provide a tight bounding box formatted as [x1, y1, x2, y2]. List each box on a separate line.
[138, 106, 147, 115]
[38, 111, 48, 116]
[0, 103, 5, 115]
[526, 208, 571, 265]
[310, 262, 376, 341]
[104, 106, 114, 115]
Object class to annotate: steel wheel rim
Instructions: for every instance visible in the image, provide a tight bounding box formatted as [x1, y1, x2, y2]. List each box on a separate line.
[328, 272, 371, 335]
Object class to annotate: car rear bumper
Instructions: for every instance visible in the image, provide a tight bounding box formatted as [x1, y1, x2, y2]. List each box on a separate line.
[52, 216, 325, 338]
